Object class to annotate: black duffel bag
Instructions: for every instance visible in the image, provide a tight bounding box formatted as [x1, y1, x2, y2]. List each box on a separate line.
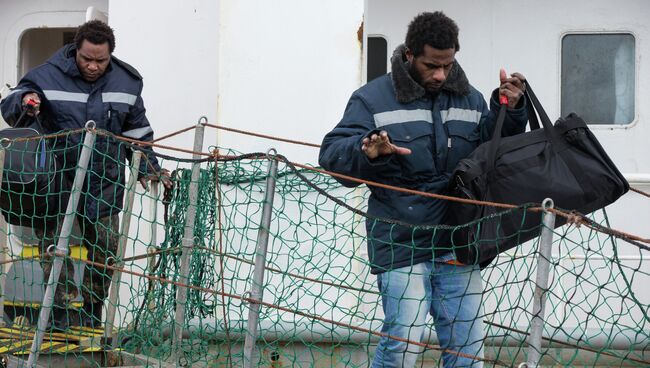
[0, 114, 63, 229]
[446, 81, 629, 267]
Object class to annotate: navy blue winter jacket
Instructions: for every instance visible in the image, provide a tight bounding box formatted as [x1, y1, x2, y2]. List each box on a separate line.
[319, 45, 527, 274]
[0, 44, 160, 220]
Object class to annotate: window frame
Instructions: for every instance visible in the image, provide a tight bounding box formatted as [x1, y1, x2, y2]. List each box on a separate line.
[558, 30, 638, 129]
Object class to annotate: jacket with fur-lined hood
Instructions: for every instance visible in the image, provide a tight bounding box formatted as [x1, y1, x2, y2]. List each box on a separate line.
[319, 44, 527, 274]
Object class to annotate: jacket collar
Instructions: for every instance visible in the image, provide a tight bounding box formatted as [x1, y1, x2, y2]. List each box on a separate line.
[390, 44, 470, 103]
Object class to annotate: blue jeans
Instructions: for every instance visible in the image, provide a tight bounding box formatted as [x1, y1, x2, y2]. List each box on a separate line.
[371, 261, 485, 367]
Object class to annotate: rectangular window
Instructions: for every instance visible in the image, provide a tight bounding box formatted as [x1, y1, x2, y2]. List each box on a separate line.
[561, 33, 635, 125]
[367, 36, 387, 82]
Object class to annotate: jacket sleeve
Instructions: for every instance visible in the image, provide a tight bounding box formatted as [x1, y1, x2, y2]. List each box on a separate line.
[0, 77, 42, 127]
[122, 87, 161, 176]
[318, 93, 401, 187]
[478, 89, 528, 142]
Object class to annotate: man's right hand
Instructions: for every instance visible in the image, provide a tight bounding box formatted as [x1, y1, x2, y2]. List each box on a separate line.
[22, 92, 41, 116]
[361, 130, 411, 160]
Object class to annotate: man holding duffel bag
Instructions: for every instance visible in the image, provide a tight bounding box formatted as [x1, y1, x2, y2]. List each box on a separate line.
[319, 12, 527, 367]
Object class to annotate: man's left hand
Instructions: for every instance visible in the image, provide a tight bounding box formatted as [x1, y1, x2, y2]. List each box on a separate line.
[139, 168, 173, 190]
[499, 69, 526, 109]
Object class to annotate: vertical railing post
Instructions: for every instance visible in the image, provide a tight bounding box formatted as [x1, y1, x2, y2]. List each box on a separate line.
[243, 149, 278, 368]
[521, 198, 556, 368]
[149, 181, 159, 268]
[145, 181, 160, 312]
[27, 121, 97, 367]
[172, 120, 205, 361]
[104, 150, 143, 346]
[0, 147, 6, 326]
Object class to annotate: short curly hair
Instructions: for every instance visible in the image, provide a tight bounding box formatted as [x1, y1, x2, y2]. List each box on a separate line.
[405, 12, 459, 57]
[74, 20, 115, 53]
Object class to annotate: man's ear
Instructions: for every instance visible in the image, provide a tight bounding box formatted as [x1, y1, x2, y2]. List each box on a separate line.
[405, 47, 414, 63]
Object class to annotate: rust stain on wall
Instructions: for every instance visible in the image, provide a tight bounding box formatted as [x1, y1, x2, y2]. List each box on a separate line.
[357, 21, 364, 46]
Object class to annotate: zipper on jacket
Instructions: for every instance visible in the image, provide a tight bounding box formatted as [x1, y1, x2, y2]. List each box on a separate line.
[430, 98, 439, 174]
[443, 122, 451, 171]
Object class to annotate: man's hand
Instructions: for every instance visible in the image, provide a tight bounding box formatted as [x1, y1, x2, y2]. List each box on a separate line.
[499, 69, 526, 109]
[139, 168, 173, 190]
[22, 92, 41, 116]
[361, 130, 411, 160]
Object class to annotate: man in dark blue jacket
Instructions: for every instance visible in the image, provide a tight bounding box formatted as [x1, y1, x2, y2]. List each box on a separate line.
[319, 12, 527, 367]
[0, 20, 169, 329]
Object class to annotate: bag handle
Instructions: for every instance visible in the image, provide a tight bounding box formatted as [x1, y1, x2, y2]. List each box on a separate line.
[524, 81, 556, 132]
[485, 80, 560, 173]
[526, 92, 541, 130]
[485, 103, 507, 173]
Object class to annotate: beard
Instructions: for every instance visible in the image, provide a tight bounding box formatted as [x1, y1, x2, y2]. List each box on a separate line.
[408, 61, 424, 85]
[408, 62, 443, 95]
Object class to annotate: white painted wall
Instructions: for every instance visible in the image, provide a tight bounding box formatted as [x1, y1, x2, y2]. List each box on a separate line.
[217, 0, 364, 164]
[108, 0, 220, 155]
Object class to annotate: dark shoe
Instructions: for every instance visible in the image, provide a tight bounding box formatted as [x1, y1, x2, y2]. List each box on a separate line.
[81, 302, 103, 329]
[46, 307, 70, 331]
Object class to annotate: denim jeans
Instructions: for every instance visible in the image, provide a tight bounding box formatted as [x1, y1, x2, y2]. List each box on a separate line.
[371, 261, 485, 367]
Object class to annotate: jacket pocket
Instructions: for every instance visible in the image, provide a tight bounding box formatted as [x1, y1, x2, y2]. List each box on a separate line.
[445, 121, 480, 171]
[105, 103, 130, 133]
[92, 140, 122, 183]
[386, 123, 436, 177]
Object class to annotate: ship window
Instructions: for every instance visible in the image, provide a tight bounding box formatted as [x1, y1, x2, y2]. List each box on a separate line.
[19, 28, 76, 77]
[561, 33, 635, 125]
[367, 36, 387, 82]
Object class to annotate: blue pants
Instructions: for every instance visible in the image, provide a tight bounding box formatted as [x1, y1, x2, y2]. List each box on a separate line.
[371, 261, 485, 367]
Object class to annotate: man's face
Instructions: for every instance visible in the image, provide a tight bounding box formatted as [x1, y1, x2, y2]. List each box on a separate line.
[75, 40, 110, 82]
[406, 45, 456, 93]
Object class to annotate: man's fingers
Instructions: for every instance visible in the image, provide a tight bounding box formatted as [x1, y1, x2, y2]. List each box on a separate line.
[500, 69, 526, 91]
[392, 145, 412, 156]
[162, 177, 173, 189]
[499, 86, 523, 98]
[139, 177, 149, 190]
[22, 94, 41, 108]
[500, 81, 524, 96]
[501, 78, 522, 88]
[511, 72, 526, 83]
[22, 93, 41, 116]
[157, 169, 173, 189]
[379, 131, 391, 145]
[500, 68, 507, 83]
[362, 131, 398, 159]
